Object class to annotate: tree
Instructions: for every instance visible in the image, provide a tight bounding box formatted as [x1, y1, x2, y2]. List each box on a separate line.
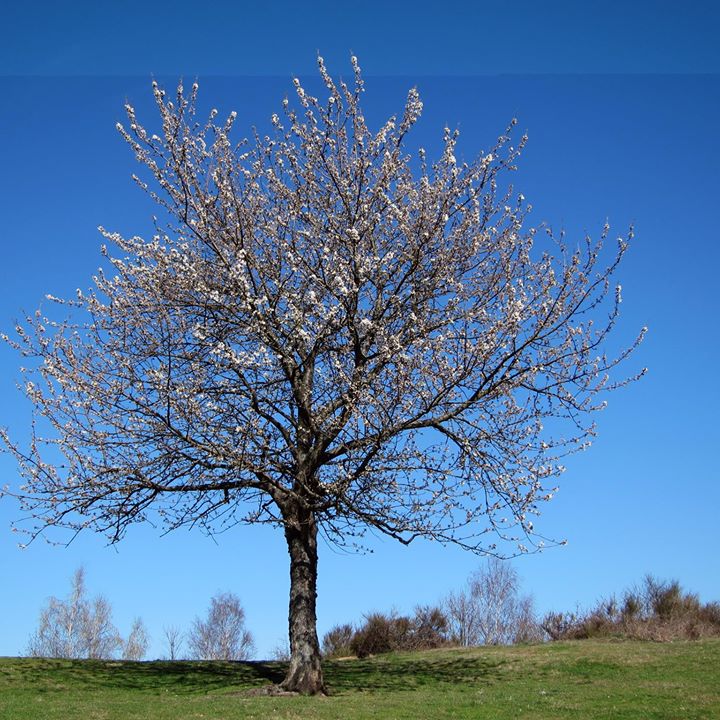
[162, 624, 184, 660]
[123, 617, 150, 660]
[444, 583, 479, 648]
[28, 567, 124, 659]
[83, 593, 124, 659]
[28, 567, 92, 659]
[187, 592, 254, 661]
[270, 636, 291, 661]
[445, 558, 541, 646]
[1, 57, 644, 693]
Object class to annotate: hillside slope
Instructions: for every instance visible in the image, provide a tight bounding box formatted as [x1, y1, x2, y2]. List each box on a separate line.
[1, 639, 718, 719]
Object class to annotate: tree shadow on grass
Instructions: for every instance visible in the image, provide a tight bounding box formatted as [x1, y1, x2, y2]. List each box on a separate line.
[0, 657, 285, 695]
[323, 653, 509, 694]
[1, 651, 507, 696]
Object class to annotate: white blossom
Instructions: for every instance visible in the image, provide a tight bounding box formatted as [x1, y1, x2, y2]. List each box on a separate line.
[1, 59, 643, 690]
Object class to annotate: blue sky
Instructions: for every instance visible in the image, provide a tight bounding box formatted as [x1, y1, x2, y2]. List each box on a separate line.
[1, 1, 719, 660]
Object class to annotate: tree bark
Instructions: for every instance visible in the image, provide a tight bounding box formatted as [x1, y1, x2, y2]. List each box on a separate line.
[279, 502, 326, 695]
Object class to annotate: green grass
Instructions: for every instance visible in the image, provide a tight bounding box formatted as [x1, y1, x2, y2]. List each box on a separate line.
[1, 639, 719, 719]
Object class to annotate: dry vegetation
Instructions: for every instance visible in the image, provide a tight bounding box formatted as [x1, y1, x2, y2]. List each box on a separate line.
[542, 575, 720, 642]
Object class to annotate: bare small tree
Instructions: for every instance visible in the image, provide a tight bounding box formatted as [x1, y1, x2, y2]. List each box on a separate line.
[123, 617, 150, 660]
[445, 587, 479, 648]
[28, 568, 90, 659]
[513, 594, 545, 644]
[82, 594, 123, 659]
[162, 625, 184, 660]
[446, 558, 541, 645]
[270, 637, 291, 661]
[3, 56, 644, 693]
[27, 567, 123, 659]
[187, 592, 254, 661]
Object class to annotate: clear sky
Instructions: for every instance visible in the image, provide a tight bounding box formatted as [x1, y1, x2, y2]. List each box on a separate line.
[1, 1, 719, 660]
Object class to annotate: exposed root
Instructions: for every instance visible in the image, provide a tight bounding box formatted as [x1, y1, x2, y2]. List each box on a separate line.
[242, 684, 301, 697]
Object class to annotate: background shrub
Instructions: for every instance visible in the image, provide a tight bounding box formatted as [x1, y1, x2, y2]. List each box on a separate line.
[322, 623, 355, 658]
[543, 576, 720, 642]
[326, 606, 451, 659]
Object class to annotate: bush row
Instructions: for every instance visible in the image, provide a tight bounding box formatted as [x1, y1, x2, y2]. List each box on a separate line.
[323, 572, 720, 659]
[541, 575, 720, 641]
[322, 606, 451, 658]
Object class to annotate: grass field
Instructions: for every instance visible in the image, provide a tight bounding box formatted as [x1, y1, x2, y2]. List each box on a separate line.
[1, 639, 719, 719]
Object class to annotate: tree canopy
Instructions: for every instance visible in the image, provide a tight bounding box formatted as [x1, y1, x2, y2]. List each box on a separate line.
[1, 57, 644, 693]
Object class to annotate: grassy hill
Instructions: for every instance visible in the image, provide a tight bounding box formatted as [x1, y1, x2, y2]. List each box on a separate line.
[1, 639, 719, 719]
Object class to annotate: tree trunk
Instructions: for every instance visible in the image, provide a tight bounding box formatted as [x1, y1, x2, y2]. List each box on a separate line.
[279, 502, 326, 695]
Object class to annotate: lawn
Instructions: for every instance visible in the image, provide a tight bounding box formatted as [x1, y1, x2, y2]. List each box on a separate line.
[1, 639, 718, 719]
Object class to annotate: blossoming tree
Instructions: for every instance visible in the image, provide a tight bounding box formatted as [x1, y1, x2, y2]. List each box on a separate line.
[1, 58, 644, 694]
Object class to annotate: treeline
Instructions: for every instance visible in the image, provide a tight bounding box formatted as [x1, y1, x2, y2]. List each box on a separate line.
[542, 575, 720, 642]
[27, 568, 149, 661]
[322, 561, 720, 659]
[323, 558, 542, 658]
[26, 568, 254, 661]
[28, 563, 720, 662]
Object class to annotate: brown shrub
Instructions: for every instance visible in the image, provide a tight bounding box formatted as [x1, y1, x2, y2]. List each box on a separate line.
[544, 576, 720, 642]
[321, 623, 354, 658]
[340, 606, 452, 658]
